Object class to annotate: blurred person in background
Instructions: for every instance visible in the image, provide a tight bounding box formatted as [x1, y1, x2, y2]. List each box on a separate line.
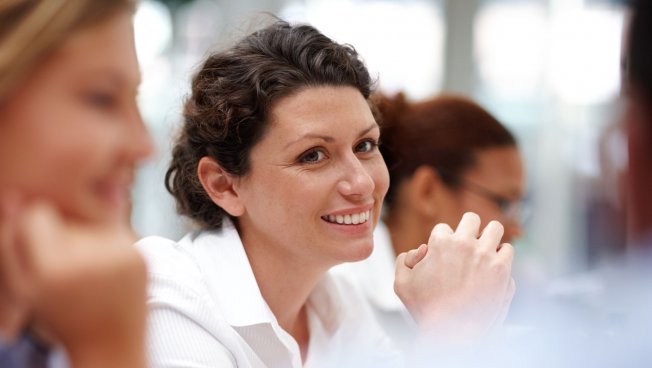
[0, 0, 152, 367]
[624, 0, 652, 252]
[332, 93, 526, 347]
[445, 1, 652, 365]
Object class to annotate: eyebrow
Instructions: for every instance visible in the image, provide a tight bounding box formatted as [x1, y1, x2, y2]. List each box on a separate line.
[284, 122, 378, 149]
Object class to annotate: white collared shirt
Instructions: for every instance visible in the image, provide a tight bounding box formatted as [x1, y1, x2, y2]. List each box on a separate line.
[136, 223, 401, 368]
[330, 221, 416, 349]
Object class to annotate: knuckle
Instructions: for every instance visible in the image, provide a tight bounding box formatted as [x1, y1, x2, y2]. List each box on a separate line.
[463, 211, 480, 222]
[500, 245, 515, 261]
[393, 277, 408, 298]
[488, 220, 504, 232]
[453, 236, 476, 253]
[500, 242, 514, 252]
[490, 260, 509, 276]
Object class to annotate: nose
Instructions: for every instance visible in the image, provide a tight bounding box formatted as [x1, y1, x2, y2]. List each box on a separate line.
[336, 154, 375, 199]
[123, 105, 154, 163]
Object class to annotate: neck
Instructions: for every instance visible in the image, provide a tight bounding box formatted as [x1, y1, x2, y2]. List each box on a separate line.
[241, 234, 327, 359]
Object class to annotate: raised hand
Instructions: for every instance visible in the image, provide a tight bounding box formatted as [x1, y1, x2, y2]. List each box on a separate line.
[0, 197, 147, 368]
[394, 212, 515, 341]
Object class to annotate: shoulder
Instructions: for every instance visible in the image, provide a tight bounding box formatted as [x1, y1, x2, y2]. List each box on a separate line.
[136, 235, 240, 367]
[136, 235, 203, 284]
[135, 234, 227, 331]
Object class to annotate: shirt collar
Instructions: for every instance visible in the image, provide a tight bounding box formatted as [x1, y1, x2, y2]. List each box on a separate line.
[180, 223, 360, 367]
[179, 222, 277, 327]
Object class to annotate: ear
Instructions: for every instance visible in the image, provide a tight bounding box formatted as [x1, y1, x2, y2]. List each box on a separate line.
[405, 165, 444, 218]
[197, 157, 245, 217]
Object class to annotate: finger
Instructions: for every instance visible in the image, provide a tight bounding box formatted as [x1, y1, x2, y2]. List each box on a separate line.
[478, 220, 504, 252]
[68, 216, 136, 250]
[496, 242, 515, 264]
[0, 201, 31, 339]
[404, 244, 428, 269]
[428, 222, 454, 245]
[0, 194, 20, 274]
[0, 206, 30, 299]
[454, 212, 482, 239]
[394, 252, 410, 291]
[19, 202, 64, 275]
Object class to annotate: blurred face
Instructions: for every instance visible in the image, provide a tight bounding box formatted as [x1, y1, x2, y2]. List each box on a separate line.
[0, 12, 152, 224]
[438, 146, 526, 244]
[235, 86, 389, 267]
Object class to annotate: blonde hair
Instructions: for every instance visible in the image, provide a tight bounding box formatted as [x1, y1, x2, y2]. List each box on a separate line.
[0, 0, 136, 100]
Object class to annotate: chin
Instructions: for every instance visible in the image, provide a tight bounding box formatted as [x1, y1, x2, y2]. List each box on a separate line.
[341, 238, 374, 263]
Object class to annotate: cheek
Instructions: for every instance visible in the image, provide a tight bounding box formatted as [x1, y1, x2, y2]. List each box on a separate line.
[244, 169, 315, 220]
[370, 158, 390, 197]
[460, 196, 501, 225]
[28, 140, 103, 194]
[3, 119, 114, 201]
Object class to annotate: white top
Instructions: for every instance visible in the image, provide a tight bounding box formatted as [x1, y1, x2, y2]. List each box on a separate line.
[136, 223, 401, 368]
[330, 222, 416, 349]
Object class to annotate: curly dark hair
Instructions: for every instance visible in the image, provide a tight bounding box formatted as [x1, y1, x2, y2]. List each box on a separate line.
[166, 20, 374, 230]
[374, 93, 516, 209]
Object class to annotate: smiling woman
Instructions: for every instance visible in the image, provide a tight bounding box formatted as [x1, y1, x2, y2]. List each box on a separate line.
[0, 1, 152, 367]
[227, 86, 387, 266]
[138, 20, 516, 367]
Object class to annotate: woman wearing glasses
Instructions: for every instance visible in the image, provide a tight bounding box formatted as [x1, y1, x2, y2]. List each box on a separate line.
[333, 93, 526, 346]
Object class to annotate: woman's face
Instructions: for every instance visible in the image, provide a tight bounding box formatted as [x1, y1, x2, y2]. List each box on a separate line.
[234, 86, 389, 267]
[0, 12, 152, 224]
[438, 146, 526, 244]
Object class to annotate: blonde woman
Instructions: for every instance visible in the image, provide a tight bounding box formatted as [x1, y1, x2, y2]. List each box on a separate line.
[0, 1, 152, 367]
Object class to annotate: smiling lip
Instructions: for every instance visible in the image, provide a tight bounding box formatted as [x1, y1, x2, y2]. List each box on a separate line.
[321, 205, 373, 225]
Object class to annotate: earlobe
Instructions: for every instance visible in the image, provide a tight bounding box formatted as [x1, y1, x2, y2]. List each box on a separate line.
[197, 157, 245, 217]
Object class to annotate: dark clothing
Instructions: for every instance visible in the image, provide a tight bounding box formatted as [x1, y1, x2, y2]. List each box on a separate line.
[0, 332, 49, 368]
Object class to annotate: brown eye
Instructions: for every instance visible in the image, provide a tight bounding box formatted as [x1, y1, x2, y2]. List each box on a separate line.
[355, 139, 378, 153]
[299, 148, 327, 164]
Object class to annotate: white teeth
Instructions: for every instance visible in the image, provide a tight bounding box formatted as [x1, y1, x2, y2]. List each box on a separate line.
[324, 210, 371, 225]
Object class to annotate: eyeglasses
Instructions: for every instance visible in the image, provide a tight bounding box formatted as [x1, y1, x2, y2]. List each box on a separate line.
[436, 168, 529, 224]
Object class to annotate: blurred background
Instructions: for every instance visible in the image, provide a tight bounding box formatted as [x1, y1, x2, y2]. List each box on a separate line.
[130, 0, 628, 289]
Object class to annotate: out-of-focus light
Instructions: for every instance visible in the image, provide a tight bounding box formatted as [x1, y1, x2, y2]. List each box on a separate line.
[134, 0, 173, 67]
[281, 0, 444, 99]
[474, 3, 547, 100]
[547, 6, 624, 105]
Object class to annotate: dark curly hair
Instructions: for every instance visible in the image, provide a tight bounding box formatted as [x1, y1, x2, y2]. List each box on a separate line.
[166, 20, 374, 230]
[374, 93, 516, 209]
